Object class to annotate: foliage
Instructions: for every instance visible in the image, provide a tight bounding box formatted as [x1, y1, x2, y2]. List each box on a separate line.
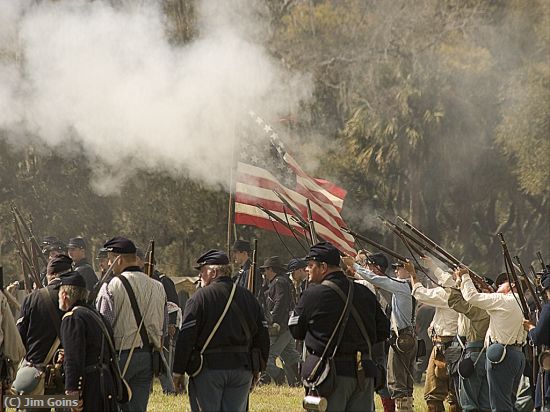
[0, 0, 548, 282]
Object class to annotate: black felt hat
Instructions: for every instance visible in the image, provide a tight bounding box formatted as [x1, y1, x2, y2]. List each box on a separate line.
[287, 258, 307, 273]
[368, 253, 389, 271]
[67, 237, 86, 249]
[103, 237, 137, 254]
[232, 240, 251, 252]
[304, 242, 341, 266]
[259, 256, 285, 272]
[55, 271, 86, 289]
[47, 254, 73, 275]
[194, 249, 230, 269]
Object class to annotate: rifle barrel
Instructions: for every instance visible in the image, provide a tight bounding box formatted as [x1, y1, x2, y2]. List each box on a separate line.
[498, 233, 529, 317]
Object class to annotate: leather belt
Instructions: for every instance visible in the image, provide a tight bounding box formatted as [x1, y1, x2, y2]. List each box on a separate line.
[204, 345, 249, 354]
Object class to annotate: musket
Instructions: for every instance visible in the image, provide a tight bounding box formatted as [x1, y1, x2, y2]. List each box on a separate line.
[247, 239, 258, 294]
[514, 256, 542, 312]
[306, 199, 318, 244]
[272, 191, 309, 230]
[12, 235, 37, 291]
[397, 216, 490, 291]
[256, 205, 308, 241]
[531, 264, 548, 304]
[11, 204, 47, 266]
[88, 255, 121, 305]
[536, 251, 546, 272]
[378, 216, 425, 257]
[12, 216, 40, 285]
[341, 226, 421, 271]
[0, 266, 3, 292]
[144, 240, 155, 277]
[498, 233, 529, 318]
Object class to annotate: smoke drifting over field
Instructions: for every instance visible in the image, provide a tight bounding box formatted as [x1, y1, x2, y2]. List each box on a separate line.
[0, 0, 311, 195]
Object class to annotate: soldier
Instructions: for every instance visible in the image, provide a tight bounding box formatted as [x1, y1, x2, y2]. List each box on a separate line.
[172, 250, 269, 412]
[67, 237, 98, 292]
[287, 258, 308, 306]
[95, 237, 166, 412]
[407, 262, 460, 412]
[523, 272, 550, 412]
[38, 238, 66, 287]
[13, 254, 73, 409]
[457, 267, 527, 411]
[447, 270, 491, 412]
[345, 256, 417, 412]
[231, 239, 264, 301]
[57, 271, 119, 411]
[0, 286, 26, 406]
[289, 242, 390, 412]
[260, 256, 300, 386]
[96, 247, 110, 278]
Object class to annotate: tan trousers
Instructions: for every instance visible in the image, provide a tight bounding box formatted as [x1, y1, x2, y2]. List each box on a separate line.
[423, 344, 460, 411]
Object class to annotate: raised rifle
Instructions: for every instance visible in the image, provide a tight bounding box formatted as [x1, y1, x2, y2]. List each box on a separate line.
[536, 251, 547, 273]
[272, 191, 309, 231]
[498, 233, 529, 318]
[306, 199, 318, 244]
[396, 216, 491, 292]
[144, 240, 155, 277]
[247, 239, 258, 294]
[256, 205, 308, 241]
[514, 256, 542, 311]
[11, 204, 48, 267]
[341, 226, 422, 271]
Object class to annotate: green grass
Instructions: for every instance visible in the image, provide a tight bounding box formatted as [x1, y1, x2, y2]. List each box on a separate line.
[148, 381, 430, 411]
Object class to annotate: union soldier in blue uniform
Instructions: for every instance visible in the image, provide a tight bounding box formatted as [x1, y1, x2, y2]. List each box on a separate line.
[524, 272, 550, 412]
[68, 237, 98, 292]
[57, 271, 119, 411]
[173, 249, 269, 412]
[289, 242, 390, 412]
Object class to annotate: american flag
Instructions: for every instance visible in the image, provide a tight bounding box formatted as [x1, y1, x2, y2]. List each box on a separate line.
[234, 112, 356, 256]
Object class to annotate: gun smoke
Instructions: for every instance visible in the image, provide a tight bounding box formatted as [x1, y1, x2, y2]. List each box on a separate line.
[0, 0, 312, 195]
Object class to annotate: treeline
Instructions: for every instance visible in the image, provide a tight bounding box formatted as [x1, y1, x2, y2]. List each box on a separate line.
[0, 0, 548, 279]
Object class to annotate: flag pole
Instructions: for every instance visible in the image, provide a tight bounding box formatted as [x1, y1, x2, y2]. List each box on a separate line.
[227, 126, 238, 254]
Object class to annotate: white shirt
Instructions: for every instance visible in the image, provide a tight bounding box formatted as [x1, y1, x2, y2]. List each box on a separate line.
[412, 282, 458, 337]
[461, 273, 526, 346]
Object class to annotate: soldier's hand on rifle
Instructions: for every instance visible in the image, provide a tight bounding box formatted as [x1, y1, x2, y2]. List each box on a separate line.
[455, 265, 469, 278]
[168, 324, 177, 338]
[420, 256, 436, 270]
[341, 256, 356, 271]
[522, 319, 535, 332]
[173, 373, 186, 394]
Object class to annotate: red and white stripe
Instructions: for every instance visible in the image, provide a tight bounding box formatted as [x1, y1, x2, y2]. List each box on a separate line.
[234, 159, 356, 256]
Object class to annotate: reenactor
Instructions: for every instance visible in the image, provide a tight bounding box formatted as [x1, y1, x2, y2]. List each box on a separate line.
[95, 247, 110, 278]
[523, 272, 550, 411]
[287, 258, 308, 306]
[408, 262, 460, 412]
[95, 237, 166, 412]
[231, 240, 264, 301]
[57, 271, 119, 411]
[447, 273, 491, 412]
[172, 249, 269, 412]
[261, 256, 301, 386]
[67, 237, 98, 292]
[289, 242, 390, 412]
[346, 256, 417, 412]
[13, 254, 73, 408]
[458, 267, 527, 411]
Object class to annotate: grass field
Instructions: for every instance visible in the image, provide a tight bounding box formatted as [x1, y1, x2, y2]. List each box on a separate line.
[148, 381, 429, 411]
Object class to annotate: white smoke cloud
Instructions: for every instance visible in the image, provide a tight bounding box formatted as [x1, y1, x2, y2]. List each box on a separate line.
[0, 0, 312, 195]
